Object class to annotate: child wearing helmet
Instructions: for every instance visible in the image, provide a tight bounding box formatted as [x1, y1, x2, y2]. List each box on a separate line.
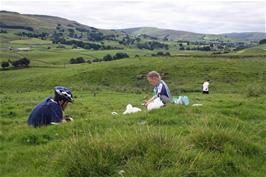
[27, 86, 74, 127]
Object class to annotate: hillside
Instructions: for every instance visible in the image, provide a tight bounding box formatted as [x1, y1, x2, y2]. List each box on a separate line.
[1, 11, 177, 51]
[1, 10, 266, 177]
[223, 32, 266, 41]
[1, 11, 264, 53]
[119, 27, 266, 42]
[0, 11, 130, 48]
[0, 10, 114, 34]
[118, 27, 205, 41]
[1, 56, 266, 177]
[234, 44, 266, 55]
[0, 11, 89, 32]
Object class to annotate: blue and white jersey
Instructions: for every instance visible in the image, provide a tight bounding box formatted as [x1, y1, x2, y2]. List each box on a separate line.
[27, 97, 63, 127]
[153, 80, 171, 99]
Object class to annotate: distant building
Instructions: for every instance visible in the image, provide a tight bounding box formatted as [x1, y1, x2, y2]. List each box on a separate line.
[16, 48, 31, 51]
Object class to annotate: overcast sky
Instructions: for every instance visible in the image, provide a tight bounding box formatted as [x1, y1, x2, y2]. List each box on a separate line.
[1, 0, 265, 34]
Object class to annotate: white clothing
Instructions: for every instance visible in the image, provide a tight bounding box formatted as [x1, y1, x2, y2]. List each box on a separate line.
[203, 82, 209, 91]
[147, 97, 164, 111]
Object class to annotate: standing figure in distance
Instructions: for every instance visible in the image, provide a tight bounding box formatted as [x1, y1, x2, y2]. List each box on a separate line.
[202, 80, 210, 94]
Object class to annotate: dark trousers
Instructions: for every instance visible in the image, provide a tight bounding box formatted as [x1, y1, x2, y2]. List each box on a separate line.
[159, 95, 172, 104]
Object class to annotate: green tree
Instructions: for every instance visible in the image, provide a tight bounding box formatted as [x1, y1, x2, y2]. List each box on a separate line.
[1, 61, 9, 69]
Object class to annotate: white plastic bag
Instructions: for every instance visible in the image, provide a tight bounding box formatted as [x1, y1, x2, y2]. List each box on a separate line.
[123, 104, 142, 115]
[147, 97, 164, 111]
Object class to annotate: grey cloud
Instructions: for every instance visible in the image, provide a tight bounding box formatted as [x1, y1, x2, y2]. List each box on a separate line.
[1, 0, 265, 33]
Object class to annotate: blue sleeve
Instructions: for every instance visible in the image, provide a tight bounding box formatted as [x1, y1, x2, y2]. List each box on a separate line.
[49, 104, 63, 123]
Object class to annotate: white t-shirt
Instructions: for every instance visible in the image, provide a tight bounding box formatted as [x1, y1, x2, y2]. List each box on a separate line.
[203, 82, 209, 91]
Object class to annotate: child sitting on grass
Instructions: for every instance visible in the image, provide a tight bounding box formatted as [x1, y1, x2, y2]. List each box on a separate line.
[27, 86, 74, 127]
[144, 71, 172, 110]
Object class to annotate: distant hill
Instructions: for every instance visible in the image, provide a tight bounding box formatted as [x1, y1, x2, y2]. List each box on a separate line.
[1, 11, 265, 43]
[0, 11, 86, 31]
[0, 10, 122, 36]
[222, 32, 266, 41]
[235, 44, 266, 55]
[0, 11, 131, 50]
[118, 27, 266, 42]
[1, 11, 264, 53]
[118, 27, 206, 41]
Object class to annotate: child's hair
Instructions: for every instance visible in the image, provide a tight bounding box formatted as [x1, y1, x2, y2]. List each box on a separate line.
[147, 71, 161, 79]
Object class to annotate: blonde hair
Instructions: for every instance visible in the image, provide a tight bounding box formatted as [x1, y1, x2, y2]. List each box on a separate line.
[147, 71, 161, 79]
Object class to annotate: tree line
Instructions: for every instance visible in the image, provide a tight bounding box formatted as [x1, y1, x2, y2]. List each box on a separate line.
[0, 23, 34, 31]
[1, 57, 30, 69]
[69, 52, 129, 64]
[16, 32, 49, 40]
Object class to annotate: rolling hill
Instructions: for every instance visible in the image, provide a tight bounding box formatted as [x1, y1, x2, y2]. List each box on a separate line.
[0, 10, 128, 47]
[0, 10, 266, 177]
[118, 27, 266, 42]
[0, 55, 266, 177]
[118, 27, 205, 41]
[223, 32, 266, 41]
[1, 11, 265, 43]
[118, 27, 208, 41]
[0, 10, 117, 35]
[234, 44, 266, 55]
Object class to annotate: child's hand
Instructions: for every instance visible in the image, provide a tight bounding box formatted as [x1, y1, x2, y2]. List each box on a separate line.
[64, 116, 74, 122]
[144, 101, 149, 108]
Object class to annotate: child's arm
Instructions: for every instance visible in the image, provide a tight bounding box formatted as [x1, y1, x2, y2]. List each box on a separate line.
[144, 83, 162, 106]
[144, 95, 158, 106]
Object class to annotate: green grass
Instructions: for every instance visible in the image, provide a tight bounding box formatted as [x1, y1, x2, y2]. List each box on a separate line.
[10, 38, 53, 45]
[1, 11, 266, 176]
[1, 91, 265, 177]
[235, 44, 266, 56]
[1, 56, 265, 94]
[0, 37, 266, 176]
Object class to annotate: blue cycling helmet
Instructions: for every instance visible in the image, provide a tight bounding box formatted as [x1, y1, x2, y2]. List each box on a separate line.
[54, 86, 74, 102]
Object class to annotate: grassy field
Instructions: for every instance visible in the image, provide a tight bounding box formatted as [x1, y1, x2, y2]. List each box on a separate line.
[234, 44, 266, 56]
[1, 40, 266, 177]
